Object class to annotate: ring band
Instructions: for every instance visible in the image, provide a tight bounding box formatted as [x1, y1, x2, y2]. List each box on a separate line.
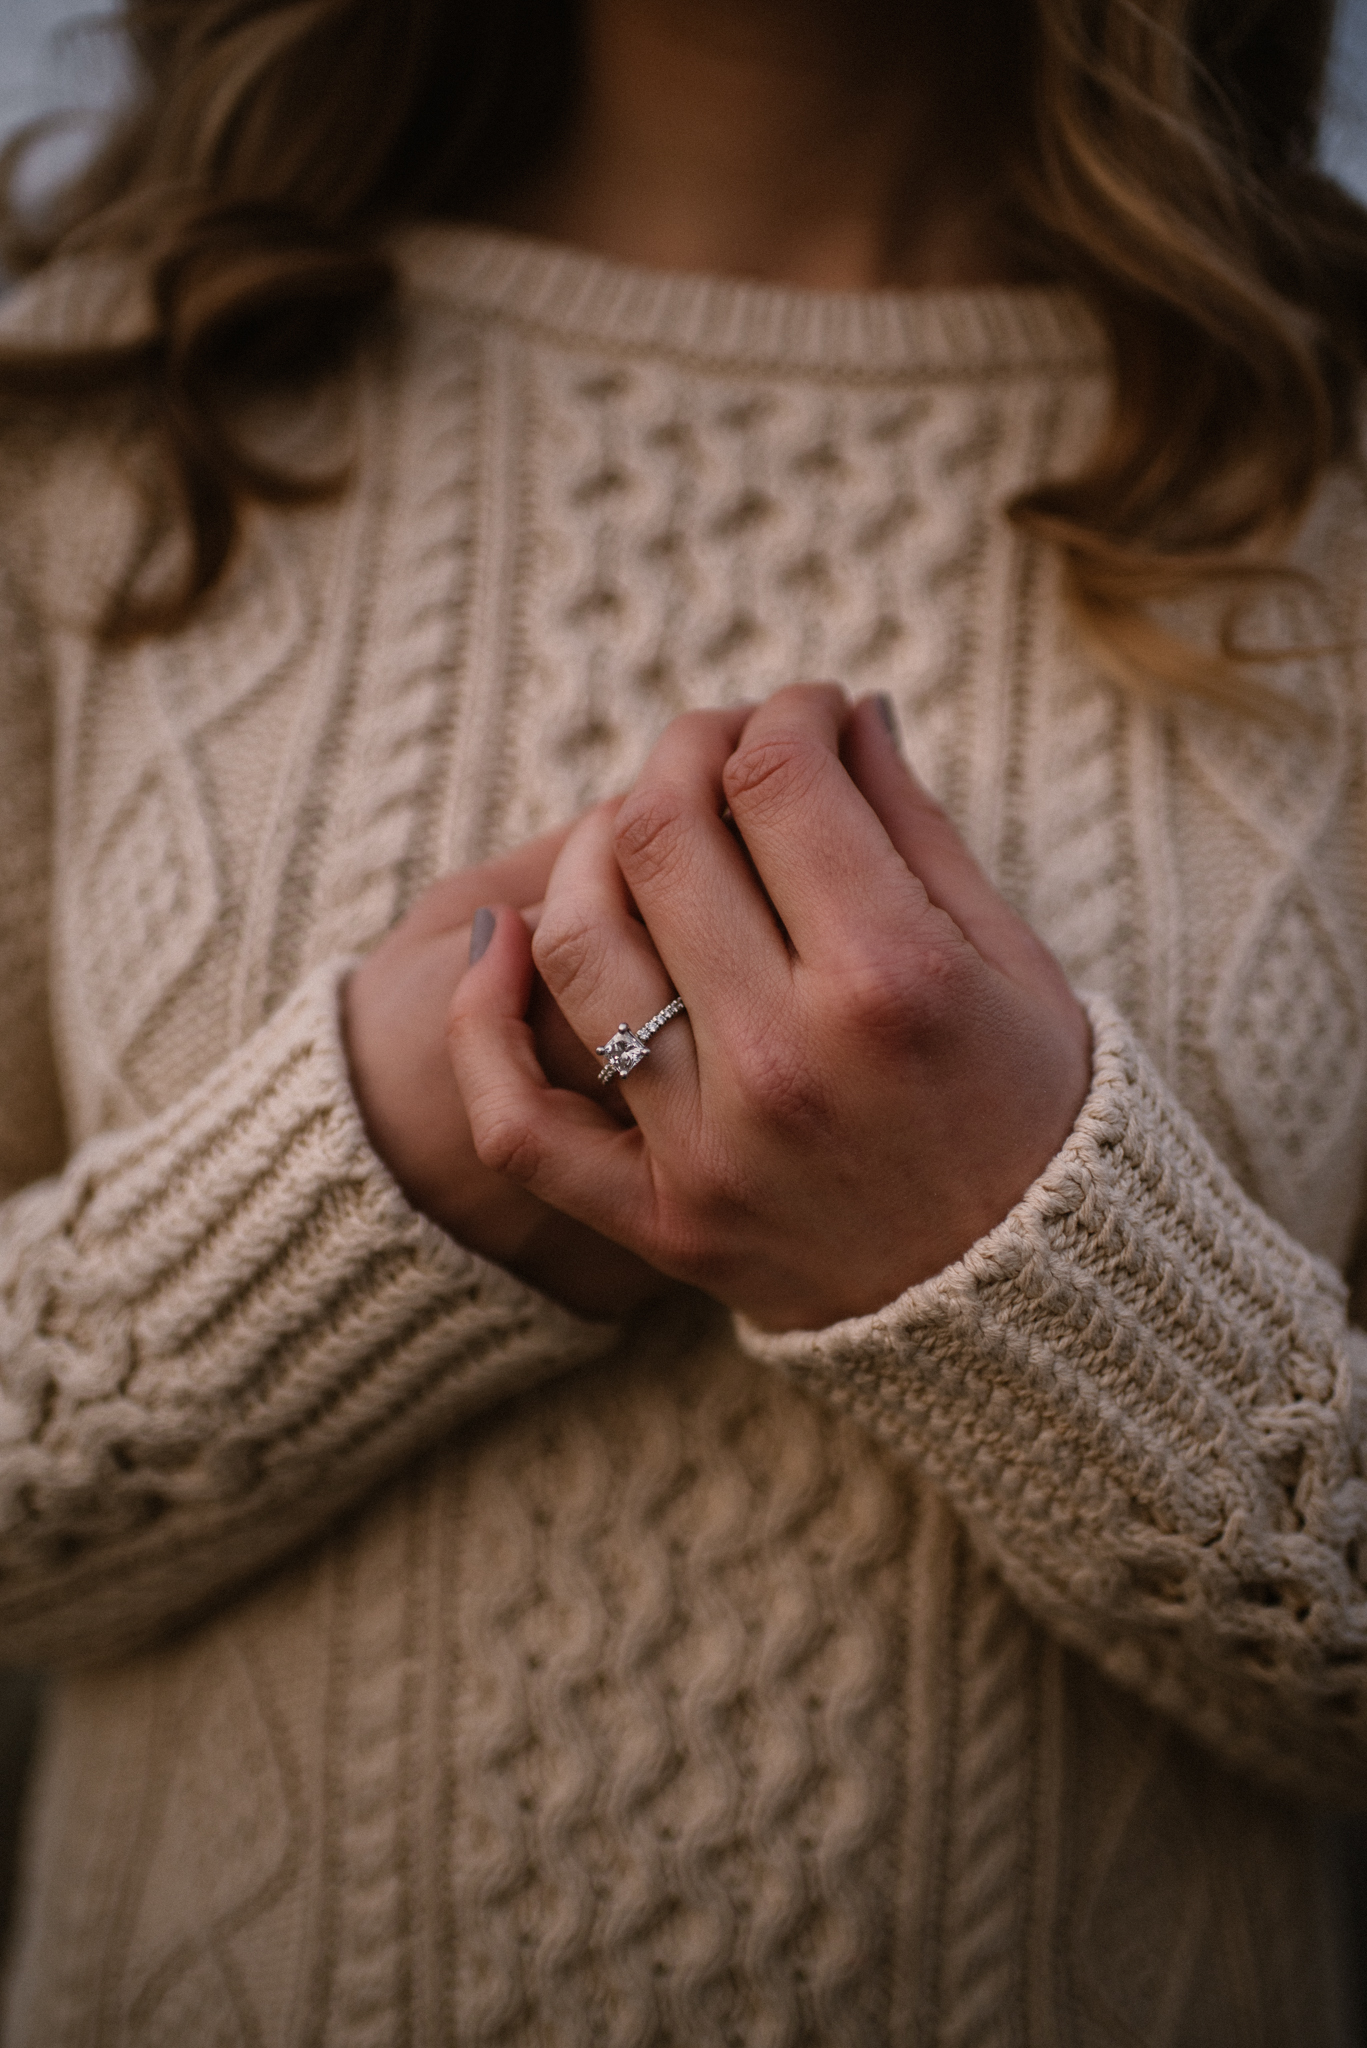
[596, 998, 687, 1084]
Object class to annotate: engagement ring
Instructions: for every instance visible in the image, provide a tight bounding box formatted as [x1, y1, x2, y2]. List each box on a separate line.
[596, 998, 687, 1084]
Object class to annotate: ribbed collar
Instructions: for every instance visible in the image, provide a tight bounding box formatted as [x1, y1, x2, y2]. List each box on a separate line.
[395, 221, 1106, 380]
[0, 221, 1108, 383]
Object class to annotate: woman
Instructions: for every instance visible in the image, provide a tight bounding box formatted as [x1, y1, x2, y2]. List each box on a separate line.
[0, 0, 1364, 2040]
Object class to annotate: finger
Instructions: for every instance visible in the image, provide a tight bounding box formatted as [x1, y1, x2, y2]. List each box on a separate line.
[534, 803, 700, 1110]
[609, 708, 794, 1017]
[844, 694, 1068, 991]
[447, 905, 662, 1249]
[401, 821, 578, 941]
[514, 893, 637, 1114]
[526, 973, 637, 1129]
[719, 683, 940, 970]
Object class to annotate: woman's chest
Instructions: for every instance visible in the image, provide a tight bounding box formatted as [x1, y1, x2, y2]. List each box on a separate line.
[46, 331, 1367, 1263]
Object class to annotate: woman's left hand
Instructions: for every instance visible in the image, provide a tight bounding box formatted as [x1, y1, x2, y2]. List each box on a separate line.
[447, 685, 1091, 1332]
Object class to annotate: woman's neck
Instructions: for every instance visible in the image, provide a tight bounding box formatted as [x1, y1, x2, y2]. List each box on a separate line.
[491, 0, 1017, 291]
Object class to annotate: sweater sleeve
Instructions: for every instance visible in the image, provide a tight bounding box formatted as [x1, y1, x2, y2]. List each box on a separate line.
[0, 959, 621, 1665]
[736, 994, 1367, 1809]
[0, 408, 621, 1667]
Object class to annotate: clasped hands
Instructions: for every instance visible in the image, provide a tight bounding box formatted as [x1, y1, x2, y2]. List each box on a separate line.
[345, 686, 1090, 1333]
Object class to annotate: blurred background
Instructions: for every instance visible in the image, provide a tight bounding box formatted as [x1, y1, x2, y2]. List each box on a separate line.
[3, 0, 1367, 198]
[1, 0, 1366, 2025]
[5, 0, 1367, 194]
[0, 0, 132, 228]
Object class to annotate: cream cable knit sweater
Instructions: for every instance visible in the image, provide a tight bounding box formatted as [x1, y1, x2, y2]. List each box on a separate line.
[0, 225, 1365, 2046]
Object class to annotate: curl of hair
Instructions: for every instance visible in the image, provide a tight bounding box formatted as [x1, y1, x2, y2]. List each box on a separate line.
[2, 0, 1365, 701]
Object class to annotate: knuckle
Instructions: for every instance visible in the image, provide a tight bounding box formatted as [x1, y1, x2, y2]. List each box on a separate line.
[841, 955, 923, 1034]
[613, 785, 692, 887]
[722, 733, 824, 816]
[729, 1026, 832, 1132]
[830, 936, 966, 1047]
[531, 899, 610, 1000]
[471, 1100, 543, 1185]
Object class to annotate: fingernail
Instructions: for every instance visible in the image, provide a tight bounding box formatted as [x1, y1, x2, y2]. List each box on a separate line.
[876, 693, 904, 752]
[469, 907, 495, 964]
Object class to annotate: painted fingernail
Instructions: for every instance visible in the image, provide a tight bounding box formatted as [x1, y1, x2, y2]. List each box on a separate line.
[876, 693, 904, 752]
[469, 907, 495, 964]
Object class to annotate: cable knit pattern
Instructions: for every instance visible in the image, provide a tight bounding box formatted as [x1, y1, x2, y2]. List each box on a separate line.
[445, 1337, 909, 2047]
[1, 226, 1364, 2044]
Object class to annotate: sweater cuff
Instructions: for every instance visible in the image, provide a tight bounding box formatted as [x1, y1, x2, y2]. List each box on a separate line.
[0, 959, 617, 1657]
[736, 994, 1351, 1590]
[47, 955, 616, 1390]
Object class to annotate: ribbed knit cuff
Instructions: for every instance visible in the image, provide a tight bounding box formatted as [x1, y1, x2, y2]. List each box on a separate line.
[737, 996, 1367, 1798]
[0, 959, 618, 1662]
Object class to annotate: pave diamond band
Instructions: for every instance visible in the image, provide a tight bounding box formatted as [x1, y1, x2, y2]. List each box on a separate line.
[596, 997, 687, 1084]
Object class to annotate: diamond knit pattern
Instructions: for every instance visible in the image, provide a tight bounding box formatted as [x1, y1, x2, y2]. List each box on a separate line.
[0, 230, 1363, 2046]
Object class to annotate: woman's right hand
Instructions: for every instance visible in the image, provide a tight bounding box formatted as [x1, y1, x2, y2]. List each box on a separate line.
[343, 824, 666, 1321]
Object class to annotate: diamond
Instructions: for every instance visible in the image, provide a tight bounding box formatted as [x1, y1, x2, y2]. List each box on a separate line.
[596, 1024, 650, 1083]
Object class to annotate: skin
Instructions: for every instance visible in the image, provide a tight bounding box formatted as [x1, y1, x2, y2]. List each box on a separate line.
[345, 828, 665, 1321]
[492, 0, 1019, 289]
[447, 691, 1090, 1332]
[344, 0, 1090, 1329]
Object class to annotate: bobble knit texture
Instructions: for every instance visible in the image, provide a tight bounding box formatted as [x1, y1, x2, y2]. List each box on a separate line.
[0, 226, 1365, 2045]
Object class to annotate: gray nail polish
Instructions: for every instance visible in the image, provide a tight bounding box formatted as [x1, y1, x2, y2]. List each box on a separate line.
[469, 907, 495, 964]
[876, 693, 903, 752]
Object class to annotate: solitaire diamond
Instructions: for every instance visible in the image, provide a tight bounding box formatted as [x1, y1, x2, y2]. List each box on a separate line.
[596, 1024, 650, 1083]
[595, 998, 687, 1085]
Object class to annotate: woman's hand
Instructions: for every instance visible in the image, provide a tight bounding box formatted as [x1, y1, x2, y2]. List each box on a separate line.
[343, 824, 665, 1321]
[447, 687, 1091, 1333]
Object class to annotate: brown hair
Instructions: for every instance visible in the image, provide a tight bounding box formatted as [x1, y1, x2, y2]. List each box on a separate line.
[3, 0, 1365, 697]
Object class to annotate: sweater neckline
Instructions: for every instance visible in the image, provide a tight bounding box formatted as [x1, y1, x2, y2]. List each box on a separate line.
[394, 221, 1107, 381]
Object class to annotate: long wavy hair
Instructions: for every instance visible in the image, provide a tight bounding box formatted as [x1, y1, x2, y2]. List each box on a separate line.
[2, 0, 1365, 701]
